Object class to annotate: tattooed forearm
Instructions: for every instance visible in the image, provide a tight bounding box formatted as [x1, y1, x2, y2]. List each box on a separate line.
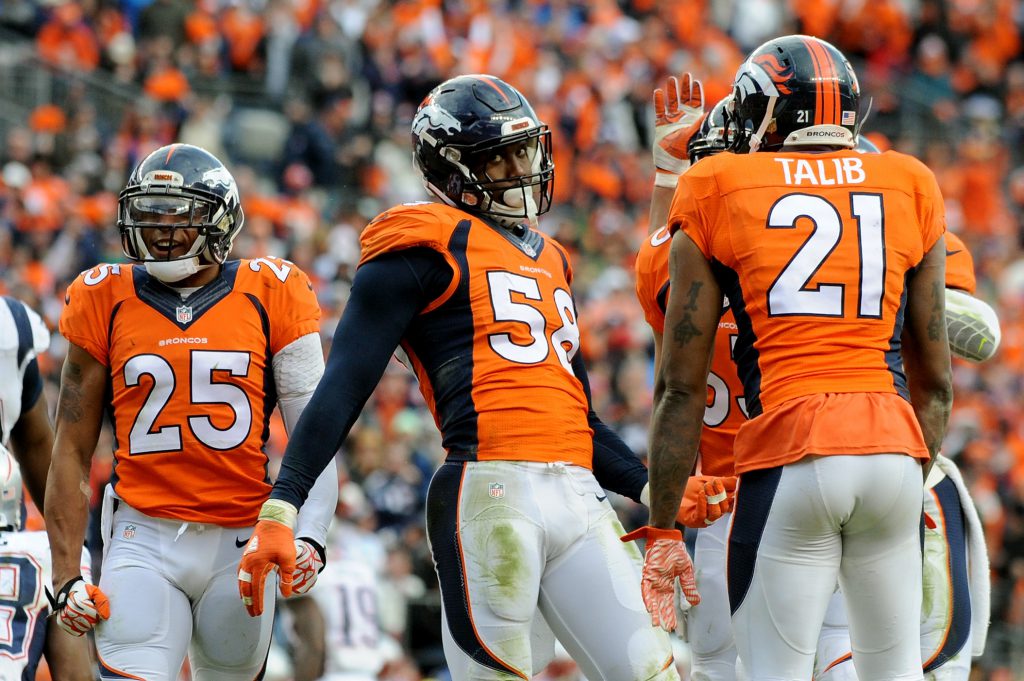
[58, 361, 85, 423]
[647, 388, 704, 528]
[926, 281, 944, 341]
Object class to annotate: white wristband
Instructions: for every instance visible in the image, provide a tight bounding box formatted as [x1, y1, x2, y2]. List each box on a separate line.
[654, 172, 680, 189]
[258, 499, 298, 528]
[640, 482, 651, 507]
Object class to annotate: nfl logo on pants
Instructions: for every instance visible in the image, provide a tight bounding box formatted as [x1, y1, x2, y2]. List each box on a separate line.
[488, 483, 505, 499]
[176, 305, 192, 324]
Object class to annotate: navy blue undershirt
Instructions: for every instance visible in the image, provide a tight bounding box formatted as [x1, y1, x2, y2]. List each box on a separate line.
[271, 247, 649, 509]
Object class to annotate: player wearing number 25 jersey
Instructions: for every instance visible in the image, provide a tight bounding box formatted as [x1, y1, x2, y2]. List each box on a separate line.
[46, 144, 337, 681]
[239, 75, 686, 681]
[642, 36, 952, 681]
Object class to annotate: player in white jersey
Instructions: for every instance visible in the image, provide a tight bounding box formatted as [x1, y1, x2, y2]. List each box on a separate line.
[312, 483, 394, 681]
[0, 296, 94, 680]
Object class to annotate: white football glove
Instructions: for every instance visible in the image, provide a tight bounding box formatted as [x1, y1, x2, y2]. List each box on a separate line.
[653, 73, 705, 187]
[945, 288, 1000, 362]
[290, 539, 325, 595]
[51, 577, 110, 636]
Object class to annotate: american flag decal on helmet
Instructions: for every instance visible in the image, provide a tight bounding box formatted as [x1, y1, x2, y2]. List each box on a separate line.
[842, 110, 856, 125]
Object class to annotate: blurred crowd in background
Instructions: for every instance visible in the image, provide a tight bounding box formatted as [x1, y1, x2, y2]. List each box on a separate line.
[0, 0, 1023, 679]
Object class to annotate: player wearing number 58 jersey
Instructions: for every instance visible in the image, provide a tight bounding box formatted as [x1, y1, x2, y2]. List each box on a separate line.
[238, 75, 690, 681]
[641, 36, 953, 681]
[45, 144, 338, 681]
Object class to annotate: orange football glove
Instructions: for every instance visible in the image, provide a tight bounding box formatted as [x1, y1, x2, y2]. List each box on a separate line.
[653, 72, 705, 186]
[238, 499, 298, 617]
[621, 526, 700, 632]
[676, 475, 738, 528]
[52, 577, 110, 636]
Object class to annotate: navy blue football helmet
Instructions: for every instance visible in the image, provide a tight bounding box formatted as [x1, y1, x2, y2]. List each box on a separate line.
[731, 35, 861, 153]
[688, 95, 735, 164]
[411, 74, 553, 228]
[118, 144, 243, 268]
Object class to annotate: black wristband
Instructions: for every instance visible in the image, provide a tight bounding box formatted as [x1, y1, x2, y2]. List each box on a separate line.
[50, 576, 84, 612]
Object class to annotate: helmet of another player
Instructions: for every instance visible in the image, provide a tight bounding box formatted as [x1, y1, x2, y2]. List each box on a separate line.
[854, 135, 880, 153]
[731, 35, 860, 153]
[0, 444, 24, 531]
[411, 74, 554, 229]
[688, 95, 735, 164]
[118, 144, 244, 283]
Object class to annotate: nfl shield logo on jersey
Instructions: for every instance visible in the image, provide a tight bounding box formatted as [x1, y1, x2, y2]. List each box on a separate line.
[176, 305, 192, 324]
[488, 483, 505, 499]
[123, 524, 136, 540]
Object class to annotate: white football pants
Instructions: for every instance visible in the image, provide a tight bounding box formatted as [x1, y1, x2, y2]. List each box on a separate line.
[729, 455, 924, 681]
[427, 460, 679, 681]
[97, 500, 275, 680]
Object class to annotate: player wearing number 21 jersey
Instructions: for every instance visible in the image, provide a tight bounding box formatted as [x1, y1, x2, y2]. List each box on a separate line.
[239, 75, 690, 681]
[46, 144, 337, 681]
[641, 36, 952, 681]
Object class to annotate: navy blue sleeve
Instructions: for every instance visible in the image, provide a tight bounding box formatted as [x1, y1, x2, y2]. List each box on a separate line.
[571, 351, 649, 503]
[271, 248, 452, 508]
[21, 358, 42, 415]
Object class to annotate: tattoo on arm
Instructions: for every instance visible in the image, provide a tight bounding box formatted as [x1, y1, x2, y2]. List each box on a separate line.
[59, 361, 85, 424]
[926, 281, 943, 341]
[672, 282, 704, 347]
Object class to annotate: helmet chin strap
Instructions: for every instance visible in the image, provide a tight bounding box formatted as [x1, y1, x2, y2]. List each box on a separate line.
[747, 94, 777, 153]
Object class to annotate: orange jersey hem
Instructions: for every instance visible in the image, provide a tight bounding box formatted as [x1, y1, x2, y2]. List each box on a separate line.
[733, 392, 928, 475]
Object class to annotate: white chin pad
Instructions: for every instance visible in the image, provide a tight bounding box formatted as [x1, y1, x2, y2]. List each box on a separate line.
[145, 258, 207, 283]
[501, 187, 526, 209]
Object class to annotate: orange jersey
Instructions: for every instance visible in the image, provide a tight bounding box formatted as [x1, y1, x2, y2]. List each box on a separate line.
[669, 150, 943, 471]
[944, 231, 976, 294]
[60, 258, 320, 526]
[359, 202, 594, 467]
[635, 225, 743, 476]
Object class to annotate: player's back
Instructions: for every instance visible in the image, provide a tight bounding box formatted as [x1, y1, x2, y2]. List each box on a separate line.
[313, 524, 390, 679]
[670, 148, 945, 417]
[0, 531, 53, 678]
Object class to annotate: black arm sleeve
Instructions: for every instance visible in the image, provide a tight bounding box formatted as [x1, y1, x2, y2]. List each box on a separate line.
[271, 249, 452, 508]
[571, 351, 649, 503]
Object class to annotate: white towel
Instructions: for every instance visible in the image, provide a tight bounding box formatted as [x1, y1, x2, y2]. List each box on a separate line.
[933, 455, 991, 656]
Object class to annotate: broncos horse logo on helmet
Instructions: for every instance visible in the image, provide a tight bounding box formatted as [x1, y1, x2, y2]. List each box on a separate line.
[411, 74, 554, 229]
[731, 35, 861, 153]
[117, 144, 244, 283]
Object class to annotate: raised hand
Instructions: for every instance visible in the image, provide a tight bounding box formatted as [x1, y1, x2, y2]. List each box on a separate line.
[653, 72, 705, 186]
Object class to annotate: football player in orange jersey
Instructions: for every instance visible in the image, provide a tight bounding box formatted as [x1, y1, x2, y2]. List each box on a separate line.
[641, 87, 855, 681]
[639, 36, 953, 681]
[237, 74, 702, 681]
[44, 144, 338, 680]
[812, 153, 997, 681]
[0, 296, 94, 680]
